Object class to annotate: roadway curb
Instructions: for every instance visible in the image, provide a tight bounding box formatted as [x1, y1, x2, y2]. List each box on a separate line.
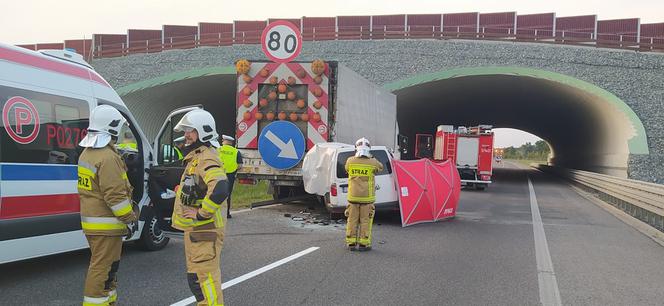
[569, 185, 664, 248]
[232, 204, 283, 215]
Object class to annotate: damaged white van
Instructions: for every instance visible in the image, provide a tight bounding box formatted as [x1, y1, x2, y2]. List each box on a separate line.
[303, 143, 400, 215]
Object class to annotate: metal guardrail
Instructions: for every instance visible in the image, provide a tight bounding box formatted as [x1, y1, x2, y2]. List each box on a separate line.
[539, 165, 664, 232]
[88, 26, 664, 59]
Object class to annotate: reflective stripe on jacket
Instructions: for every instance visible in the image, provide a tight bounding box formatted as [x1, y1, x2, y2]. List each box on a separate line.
[78, 145, 137, 236]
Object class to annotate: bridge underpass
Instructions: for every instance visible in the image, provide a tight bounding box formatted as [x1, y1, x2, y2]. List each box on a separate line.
[117, 67, 238, 142]
[385, 67, 649, 177]
[119, 66, 648, 178]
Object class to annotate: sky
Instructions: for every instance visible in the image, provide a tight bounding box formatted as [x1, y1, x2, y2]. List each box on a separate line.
[493, 129, 544, 148]
[3, 0, 663, 44]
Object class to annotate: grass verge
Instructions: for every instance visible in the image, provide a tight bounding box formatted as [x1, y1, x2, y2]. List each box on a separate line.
[230, 180, 272, 210]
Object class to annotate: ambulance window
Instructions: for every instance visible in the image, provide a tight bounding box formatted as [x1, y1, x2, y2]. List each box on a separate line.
[336, 150, 392, 179]
[0, 85, 89, 164]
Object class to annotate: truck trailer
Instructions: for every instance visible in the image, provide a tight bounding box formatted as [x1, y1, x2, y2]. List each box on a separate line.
[234, 60, 399, 199]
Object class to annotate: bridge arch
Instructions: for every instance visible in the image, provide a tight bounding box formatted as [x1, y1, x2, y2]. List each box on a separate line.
[118, 66, 648, 177]
[385, 67, 649, 176]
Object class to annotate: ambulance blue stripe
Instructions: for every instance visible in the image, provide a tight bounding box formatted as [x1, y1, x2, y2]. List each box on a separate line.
[0, 163, 77, 181]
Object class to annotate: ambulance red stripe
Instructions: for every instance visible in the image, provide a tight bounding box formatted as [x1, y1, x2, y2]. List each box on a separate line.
[0, 46, 110, 87]
[0, 194, 80, 220]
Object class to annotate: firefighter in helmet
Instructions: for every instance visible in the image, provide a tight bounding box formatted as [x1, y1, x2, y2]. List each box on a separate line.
[78, 105, 138, 305]
[344, 137, 384, 251]
[172, 109, 229, 305]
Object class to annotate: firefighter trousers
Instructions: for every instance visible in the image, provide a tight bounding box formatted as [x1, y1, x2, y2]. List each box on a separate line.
[185, 228, 225, 306]
[345, 203, 375, 246]
[83, 235, 123, 306]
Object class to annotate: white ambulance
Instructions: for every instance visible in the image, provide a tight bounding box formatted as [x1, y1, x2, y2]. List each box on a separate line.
[0, 43, 168, 264]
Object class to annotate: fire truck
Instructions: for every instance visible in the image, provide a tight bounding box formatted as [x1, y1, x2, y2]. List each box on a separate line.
[415, 125, 494, 190]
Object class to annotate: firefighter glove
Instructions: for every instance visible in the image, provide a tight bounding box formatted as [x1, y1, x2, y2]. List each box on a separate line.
[180, 174, 202, 206]
[125, 221, 138, 240]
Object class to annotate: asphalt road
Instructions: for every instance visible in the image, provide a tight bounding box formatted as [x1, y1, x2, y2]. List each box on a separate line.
[2, 161, 664, 305]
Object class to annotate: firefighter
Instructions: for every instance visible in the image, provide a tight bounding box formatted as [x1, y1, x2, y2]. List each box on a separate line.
[344, 137, 384, 252]
[172, 109, 229, 306]
[77, 105, 138, 306]
[217, 135, 242, 219]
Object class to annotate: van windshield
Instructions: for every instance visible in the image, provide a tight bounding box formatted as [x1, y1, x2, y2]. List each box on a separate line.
[337, 150, 392, 178]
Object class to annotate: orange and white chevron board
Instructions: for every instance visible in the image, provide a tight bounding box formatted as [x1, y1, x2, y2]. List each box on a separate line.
[236, 61, 330, 150]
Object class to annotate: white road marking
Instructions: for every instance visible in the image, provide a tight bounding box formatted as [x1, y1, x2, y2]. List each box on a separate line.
[170, 247, 320, 306]
[528, 178, 562, 306]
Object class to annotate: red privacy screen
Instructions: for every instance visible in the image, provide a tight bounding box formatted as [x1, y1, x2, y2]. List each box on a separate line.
[392, 159, 461, 227]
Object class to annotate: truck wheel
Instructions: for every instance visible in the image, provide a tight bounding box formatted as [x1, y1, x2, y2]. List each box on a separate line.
[476, 184, 486, 191]
[137, 208, 170, 251]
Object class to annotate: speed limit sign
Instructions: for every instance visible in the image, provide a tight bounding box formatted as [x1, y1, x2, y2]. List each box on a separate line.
[261, 21, 302, 63]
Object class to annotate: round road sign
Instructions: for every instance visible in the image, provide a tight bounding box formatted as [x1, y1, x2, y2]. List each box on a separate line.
[261, 21, 302, 63]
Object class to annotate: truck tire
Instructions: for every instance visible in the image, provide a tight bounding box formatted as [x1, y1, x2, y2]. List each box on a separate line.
[476, 184, 486, 191]
[137, 208, 170, 251]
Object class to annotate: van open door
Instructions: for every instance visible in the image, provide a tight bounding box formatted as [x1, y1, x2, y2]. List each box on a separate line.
[148, 105, 203, 233]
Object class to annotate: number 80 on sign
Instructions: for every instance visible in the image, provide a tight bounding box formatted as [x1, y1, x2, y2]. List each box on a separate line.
[261, 21, 302, 63]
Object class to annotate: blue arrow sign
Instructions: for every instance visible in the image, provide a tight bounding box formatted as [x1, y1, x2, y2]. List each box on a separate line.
[258, 121, 306, 170]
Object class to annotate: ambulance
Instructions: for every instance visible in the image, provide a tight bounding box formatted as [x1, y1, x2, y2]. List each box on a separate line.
[0, 43, 168, 264]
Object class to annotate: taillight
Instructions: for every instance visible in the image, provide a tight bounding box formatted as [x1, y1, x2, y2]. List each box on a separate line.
[330, 184, 337, 197]
[481, 175, 491, 181]
[238, 178, 256, 185]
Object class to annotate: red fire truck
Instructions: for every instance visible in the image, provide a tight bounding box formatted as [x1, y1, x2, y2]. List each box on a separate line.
[415, 125, 494, 190]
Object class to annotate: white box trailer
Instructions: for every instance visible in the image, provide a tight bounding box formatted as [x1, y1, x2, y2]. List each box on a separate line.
[234, 60, 398, 199]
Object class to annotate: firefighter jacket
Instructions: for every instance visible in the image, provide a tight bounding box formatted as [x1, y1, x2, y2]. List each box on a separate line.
[172, 145, 228, 231]
[78, 145, 137, 236]
[345, 156, 384, 204]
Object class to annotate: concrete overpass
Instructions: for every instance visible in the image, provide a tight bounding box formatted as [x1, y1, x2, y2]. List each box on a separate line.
[91, 39, 664, 182]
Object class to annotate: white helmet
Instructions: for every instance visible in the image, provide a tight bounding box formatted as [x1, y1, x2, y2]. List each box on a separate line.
[355, 137, 371, 157]
[79, 105, 126, 148]
[174, 109, 220, 147]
